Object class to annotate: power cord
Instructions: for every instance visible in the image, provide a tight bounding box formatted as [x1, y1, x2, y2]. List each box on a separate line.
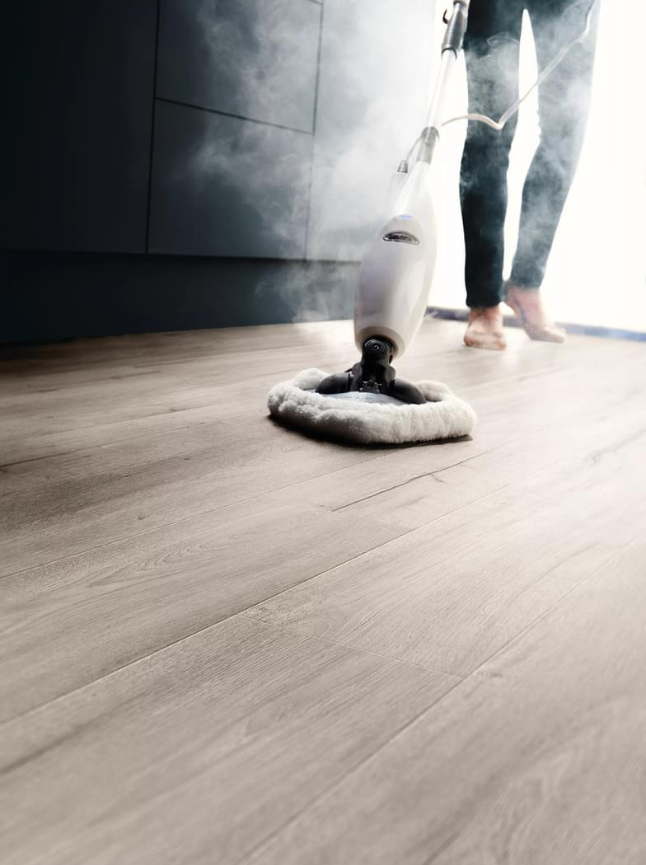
[441, 0, 599, 131]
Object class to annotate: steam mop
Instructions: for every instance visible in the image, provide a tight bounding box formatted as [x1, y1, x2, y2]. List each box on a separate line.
[267, 0, 597, 444]
[268, 0, 474, 445]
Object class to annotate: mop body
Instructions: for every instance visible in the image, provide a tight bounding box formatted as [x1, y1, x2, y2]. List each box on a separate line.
[268, 368, 476, 445]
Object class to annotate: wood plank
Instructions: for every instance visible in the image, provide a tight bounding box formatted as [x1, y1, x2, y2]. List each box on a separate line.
[247, 425, 646, 677]
[0, 350, 594, 492]
[2, 322, 642, 577]
[0, 416, 391, 577]
[0, 322, 364, 451]
[2, 319, 638, 464]
[0, 483, 399, 721]
[0, 350, 543, 482]
[1, 320, 644, 865]
[0, 348, 339, 444]
[0, 616, 457, 865]
[0, 374, 646, 718]
[244, 537, 646, 865]
[0, 321, 345, 370]
[2, 336, 645, 719]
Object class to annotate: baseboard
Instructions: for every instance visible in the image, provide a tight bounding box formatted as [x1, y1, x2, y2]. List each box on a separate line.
[427, 306, 646, 342]
[0, 251, 359, 344]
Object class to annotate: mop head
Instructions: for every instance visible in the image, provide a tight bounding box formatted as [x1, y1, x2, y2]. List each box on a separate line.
[267, 368, 476, 445]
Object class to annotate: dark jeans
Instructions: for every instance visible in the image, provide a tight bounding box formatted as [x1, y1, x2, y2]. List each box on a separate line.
[460, 0, 599, 308]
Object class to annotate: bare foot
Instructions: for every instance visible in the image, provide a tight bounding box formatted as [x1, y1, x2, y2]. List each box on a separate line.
[464, 306, 506, 351]
[504, 284, 566, 343]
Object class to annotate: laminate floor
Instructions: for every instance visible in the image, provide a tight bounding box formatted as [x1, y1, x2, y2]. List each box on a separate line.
[1, 318, 645, 864]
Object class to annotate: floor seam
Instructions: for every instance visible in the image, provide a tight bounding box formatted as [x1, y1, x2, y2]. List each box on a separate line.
[330, 446, 499, 512]
[2, 415, 532, 582]
[454, 526, 646, 681]
[3, 435, 641, 724]
[233, 531, 645, 864]
[237, 611, 462, 681]
[234, 673, 470, 865]
[0, 449, 390, 581]
[236, 457, 560, 614]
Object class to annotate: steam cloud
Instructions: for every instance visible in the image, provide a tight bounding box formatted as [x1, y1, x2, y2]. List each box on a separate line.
[181, 0, 645, 331]
[182, 0, 435, 322]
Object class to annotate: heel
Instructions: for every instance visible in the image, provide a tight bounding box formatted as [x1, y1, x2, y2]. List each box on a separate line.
[504, 286, 566, 344]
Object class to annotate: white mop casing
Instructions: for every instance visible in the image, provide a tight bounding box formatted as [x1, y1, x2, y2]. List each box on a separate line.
[355, 160, 437, 359]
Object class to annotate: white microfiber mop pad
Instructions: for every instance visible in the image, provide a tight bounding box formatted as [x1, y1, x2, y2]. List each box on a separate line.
[267, 368, 476, 445]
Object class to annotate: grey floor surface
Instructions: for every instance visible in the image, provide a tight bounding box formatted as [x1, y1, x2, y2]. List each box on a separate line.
[1, 318, 645, 864]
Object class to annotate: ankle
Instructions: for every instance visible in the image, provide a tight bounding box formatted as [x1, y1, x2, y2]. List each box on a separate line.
[468, 304, 502, 316]
[505, 282, 540, 297]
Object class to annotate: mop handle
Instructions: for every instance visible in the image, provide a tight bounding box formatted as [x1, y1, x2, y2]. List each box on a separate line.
[417, 1, 470, 163]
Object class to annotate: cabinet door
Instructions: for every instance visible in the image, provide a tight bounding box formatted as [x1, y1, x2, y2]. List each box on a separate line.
[149, 101, 311, 259]
[1, 1, 157, 253]
[157, 0, 322, 133]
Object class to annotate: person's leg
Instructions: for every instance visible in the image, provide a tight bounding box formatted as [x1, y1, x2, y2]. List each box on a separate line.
[506, 0, 600, 340]
[460, 0, 524, 348]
